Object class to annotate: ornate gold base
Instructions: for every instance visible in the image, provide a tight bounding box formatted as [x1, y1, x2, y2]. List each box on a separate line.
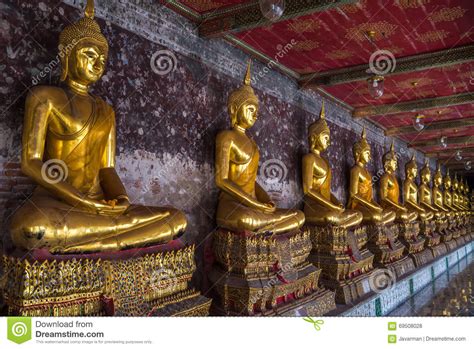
[2, 242, 211, 316]
[428, 242, 447, 259]
[321, 269, 375, 305]
[408, 248, 434, 268]
[305, 225, 374, 304]
[398, 222, 425, 254]
[209, 229, 336, 316]
[444, 237, 459, 252]
[366, 224, 404, 264]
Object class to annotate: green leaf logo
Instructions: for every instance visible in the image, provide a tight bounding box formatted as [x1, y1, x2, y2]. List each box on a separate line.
[7, 317, 32, 344]
[303, 317, 324, 331]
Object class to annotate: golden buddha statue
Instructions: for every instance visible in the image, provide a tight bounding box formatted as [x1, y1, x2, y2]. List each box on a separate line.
[419, 160, 443, 220]
[9, 0, 186, 253]
[443, 170, 459, 215]
[403, 154, 433, 221]
[379, 141, 418, 223]
[432, 164, 451, 216]
[348, 128, 395, 225]
[302, 102, 362, 229]
[215, 62, 305, 234]
[452, 174, 465, 212]
[460, 179, 469, 210]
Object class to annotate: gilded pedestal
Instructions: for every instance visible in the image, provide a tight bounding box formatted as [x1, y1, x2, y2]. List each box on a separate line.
[2, 242, 211, 316]
[438, 218, 457, 252]
[365, 223, 415, 278]
[420, 220, 446, 259]
[305, 225, 375, 304]
[209, 229, 336, 316]
[397, 222, 432, 267]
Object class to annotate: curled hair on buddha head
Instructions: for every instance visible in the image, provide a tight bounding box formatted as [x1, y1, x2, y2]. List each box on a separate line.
[434, 162, 443, 182]
[405, 152, 418, 172]
[382, 140, 396, 169]
[353, 127, 370, 162]
[228, 60, 259, 127]
[420, 158, 431, 177]
[59, 0, 109, 81]
[443, 169, 452, 186]
[309, 101, 330, 137]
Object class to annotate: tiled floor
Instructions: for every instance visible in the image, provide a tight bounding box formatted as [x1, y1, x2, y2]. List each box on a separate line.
[389, 252, 474, 316]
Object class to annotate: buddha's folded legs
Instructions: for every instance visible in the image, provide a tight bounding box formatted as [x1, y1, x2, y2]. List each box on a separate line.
[10, 191, 186, 252]
[217, 199, 304, 234]
[358, 206, 396, 225]
[304, 203, 362, 229]
[395, 209, 418, 223]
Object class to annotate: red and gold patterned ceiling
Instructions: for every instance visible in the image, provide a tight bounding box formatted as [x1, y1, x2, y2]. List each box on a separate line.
[165, 0, 474, 172]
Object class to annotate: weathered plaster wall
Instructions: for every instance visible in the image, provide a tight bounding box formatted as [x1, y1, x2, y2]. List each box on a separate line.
[0, 0, 438, 286]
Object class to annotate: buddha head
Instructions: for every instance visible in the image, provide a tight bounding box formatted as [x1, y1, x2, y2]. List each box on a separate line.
[382, 141, 397, 173]
[443, 170, 452, 191]
[460, 178, 465, 193]
[405, 153, 418, 180]
[434, 163, 443, 188]
[308, 101, 330, 152]
[59, 0, 108, 86]
[453, 174, 459, 191]
[228, 61, 259, 130]
[353, 127, 371, 165]
[420, 159, 432, 185]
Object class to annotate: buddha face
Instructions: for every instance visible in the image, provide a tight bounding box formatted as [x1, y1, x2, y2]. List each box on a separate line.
[434, 175, 442, 187]
[406, 166, 417, 179]
[444, 178, 451, 190]
[232, 102, 258, 130]
[67, 42, 106, 85]
[310, 131, 330, 152]
[358, 148, 371, 165]
[384, 156, 397, 173]
[421, 171, 430, 184]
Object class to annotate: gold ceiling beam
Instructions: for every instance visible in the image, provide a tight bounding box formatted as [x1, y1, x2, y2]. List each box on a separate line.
[385, 117, 474, 136]
[408, 135, 474, 148]
[300, 44, 474, 87]
[199, 0, 357, 38]
[353, 92, 474, 118]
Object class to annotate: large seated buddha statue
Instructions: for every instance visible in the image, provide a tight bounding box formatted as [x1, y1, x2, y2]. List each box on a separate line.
[215, 62, 304, 234]
[403, 154, 433, 221]
[9, 0, 186, 253]
[348, 128, 395, 225]
[379, 141, 418, 224]
[302, 102, 362, 229]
